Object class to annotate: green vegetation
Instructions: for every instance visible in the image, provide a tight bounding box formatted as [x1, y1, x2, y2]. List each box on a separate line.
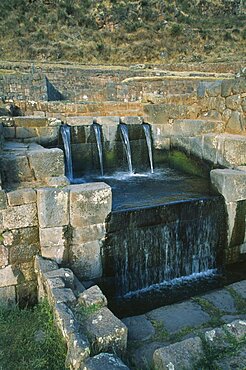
[75, 302, 104, 319]
[0, 300, 67, 370]
[0, 0, 245, 64]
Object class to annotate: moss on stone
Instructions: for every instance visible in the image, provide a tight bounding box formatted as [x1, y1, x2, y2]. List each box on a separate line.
[169, 150, 210, 178]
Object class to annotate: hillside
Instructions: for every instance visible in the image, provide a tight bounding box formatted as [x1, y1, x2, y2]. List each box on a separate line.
[0, 0, 245, 65]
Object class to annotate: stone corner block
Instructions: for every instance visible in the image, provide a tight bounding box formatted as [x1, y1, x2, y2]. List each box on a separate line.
[34, 255, 59, 275]
[66, 331, 90, 370]
[28, 147, 64, 180]
[37, 187, 69, 228]
[78, 285, 107, 308]
[210, 169, 246, 202]
[70, 182, 112, 228]
[84, 306, 128, 356]
[153, 337, 204, 370]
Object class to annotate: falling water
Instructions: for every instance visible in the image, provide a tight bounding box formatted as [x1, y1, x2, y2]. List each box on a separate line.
[119, 124, 133, 174]
[142, 123, 154, 173]
[60, 124, 73, 180]
[93, 123, 104, 176]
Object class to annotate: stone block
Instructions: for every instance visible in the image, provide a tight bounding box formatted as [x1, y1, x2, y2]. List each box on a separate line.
[0, 190, 7, 209]
[16, 127, 38, 139]
[28, 148, 64, 180]
[70, 183, 112, 227]
[228, 280, 246, 299]
[224, 319, 246, 341]
[153, 337, 204, 370]
[0, 286, 16, 305]
[72, 224, 106, 244]
[207, 96, 226, 113]
[54, 302, 78, 340]
[44, 176, 70, 187]
[226, 95, 242, 110]
[2, 203, 38, 229]
[223, 134, 246, 166]
[34, 255, 59, 274]
[210, 169, 246, 202]
[7, 188, 36, 206]
[83, 306, 127, 356]
[171, 119, 223, 137]
[37, 187, 69, 228]
[78, 285, 107, 308]
[44, 268, 74, 289]
[0, 245, 8, 268]
[41, 245, 66, 264]
[19, 261, 36, 282]
[0, 154, 33, 183]
[82, 353, 130, 370]
[0, 265, 18, 287]
[49, 287, 76, 305]
[66, 332, 90, 370]
[122, 315, 155, 341]
[221, 79, 234, 97]
[206, 80, 222, 97]
[201, 289, 237, 313]
[70, 241, 102, 280]
[3, 127, 15, 139]
[226, 111, 243, 133]
[14, 116, 49, 127]
[39, 227, 66, 248]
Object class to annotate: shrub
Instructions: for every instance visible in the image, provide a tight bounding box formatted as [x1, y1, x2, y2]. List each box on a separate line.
[170, 23, 183, 36]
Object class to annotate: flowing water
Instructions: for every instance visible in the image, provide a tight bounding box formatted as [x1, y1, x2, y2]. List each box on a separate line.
[142, 123, 154, 173]
[60, 124, 73, 180]
[93, 123, 104, 176]
[119, 124, 133, 174]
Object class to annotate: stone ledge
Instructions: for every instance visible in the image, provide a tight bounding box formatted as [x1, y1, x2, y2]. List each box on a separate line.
[210, 169, 246, 202]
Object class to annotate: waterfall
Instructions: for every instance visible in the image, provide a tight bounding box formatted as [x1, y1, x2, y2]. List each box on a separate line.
[60, 124, 73, 181]
[93, 123, 104, 176]
[103, 197, 226, 296]
[142, 123, 154, 173]
[119, 124, 133, 174]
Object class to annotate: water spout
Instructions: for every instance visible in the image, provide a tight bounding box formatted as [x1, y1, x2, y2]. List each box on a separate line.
[142, 123, 154, 173]
[93, 123, 104, 176]
[119, 123, 133, 174]
[60, 124, 73, 181]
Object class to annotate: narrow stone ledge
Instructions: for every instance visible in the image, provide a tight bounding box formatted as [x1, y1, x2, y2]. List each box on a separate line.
[7, 188, 36, 206]
[210, 169, 246, 202]
[78, 285, 107, 308]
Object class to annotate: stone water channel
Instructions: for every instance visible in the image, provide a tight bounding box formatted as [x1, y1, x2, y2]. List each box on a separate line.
[0, 73, 246, 369]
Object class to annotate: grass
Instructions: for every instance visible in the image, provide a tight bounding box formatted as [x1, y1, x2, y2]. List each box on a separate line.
[0, 300, 67, 370]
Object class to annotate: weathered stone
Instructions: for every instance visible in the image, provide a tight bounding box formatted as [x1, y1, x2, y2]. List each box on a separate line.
[122, 315, 155, 341]
[44, 176, 70, 187]
[223, 134, 246, 166]
[226, 111, 243, 133]
[204, 327, 231, 351]
[78, 285, 107, 308]
[228, 280, 246, 299]
[153, 337, 204, 370]
[41, 245, 66, 264]
[48, 287, 76, 305]
[28, 148, 64, 180]
[221, 79, 234, 97]
[206, 81, 222, 97]
[210, 169, 246, 202]
[83, 306, 127, 356]
[19, 261, 36, 282]
[82, 353, 130, 370]
[222, 314, 246, 323]
[44, 268, 74, 289]
[222, 108, 232, 123]
[201, 289, 237, 313]
[226, 95, 241, 110]
[2, 203, 37, 229]
[14, 116, 49, 127]
[147, 301, 211, 334]
[0, 245, 8, 268]
[130, 342, 167, 370]
[39, 227, 66, 248]
[72, 224, 106, 244]
[70, 183, 112, 227]
[66, 332, 90, 370]
[46, 277, 65, 289]
[54, 302, 77, 340]
[70, 241, 102, 280]
[0, 286, 16, 305]
[0, 190, 7, 209]
[7, 188, 36, 206]
[207, 96, 226, 113]
[0, 154, 33, 183]
[9, 240, 40, 264]
[34, 255, 59, 274]
[214, 348, 246, 370]
[0, 265, 18, 287]
[171, 119, 223, 136]
[224, 319, 246, 341]
[37, 187, 69, 228]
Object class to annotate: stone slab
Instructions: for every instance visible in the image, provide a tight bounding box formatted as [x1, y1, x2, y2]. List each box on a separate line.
[153, 337, 204, 370]
[49, 287, 76, 305]
[41, 245, 66, 264]
[0, 285, 16, 305]
[78, 285, 107, 308]
[210, 169, 246, 202]
[147, 301, 211, 334]
[54, 302, 77, 340]
[7, 188, 36, 206]
[28, 148, 64, 180]
[34, 255, 59, 274]
[201, 289, 237, 313]
[37, 187, 69, 228]
[228, 280, 246, 299]
[82, 353, 130, 370]
[70, 241, 102, 280]
[44, 268, 74, 289]
[130, 342, 167, 370]
[2, 203, 38, 229]
[122, 315, 155, 341]
[39, 227, 66, 248]
[0, 265, 18, 287]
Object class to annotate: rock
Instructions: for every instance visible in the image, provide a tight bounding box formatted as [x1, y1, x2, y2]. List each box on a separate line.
[69, 183, 112, 228]
[221, 79, 234, 97]
[122, 315, 155, 341]
[44, 268, 74, 289]
[54, 302, 77, 340]
[210, 169, 246, 202]
[34, 255, 59, 274]
[0, 245, 8, 268]
[41, 245, 66, 264]
[39, 227, 67, 263]
[66, 331, 90, 370]
[82, 353, 130, 370]
[27, 147, 64, 180]
[228, 280, 246, 299]
[130, 342, 167, 370]
[83, 306, 127, 356]
[78, 285, 107, 308]
[44, 176, 70, 187]
[48, 287, 76, 305]
[2, 203, 38, 229]
[70, 241, 102, 280]
[225, 95, 241, 110]
[72, 224, 106, 244]
[204, 327, 231, 351]
[222, 314, 246, 323]
[147, 301, 211, 334]
[0, 286, 16, 305]
[171, 119, 223, 137]
[201, 289, 237, 313]
[153, 337, 204, 370]
[0, 154, 33, 183]
[224, 319, 246, 341]
[7, 188, 36, 206]
[214, 348, 246, 370]
[223, 135, 246, 167]
[0, 265, 19, 287]
[37, 187, 69, 228]
[226, 111, 243, 133]
[207, 96, 226, 113]
[0, 190, 7, 209]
